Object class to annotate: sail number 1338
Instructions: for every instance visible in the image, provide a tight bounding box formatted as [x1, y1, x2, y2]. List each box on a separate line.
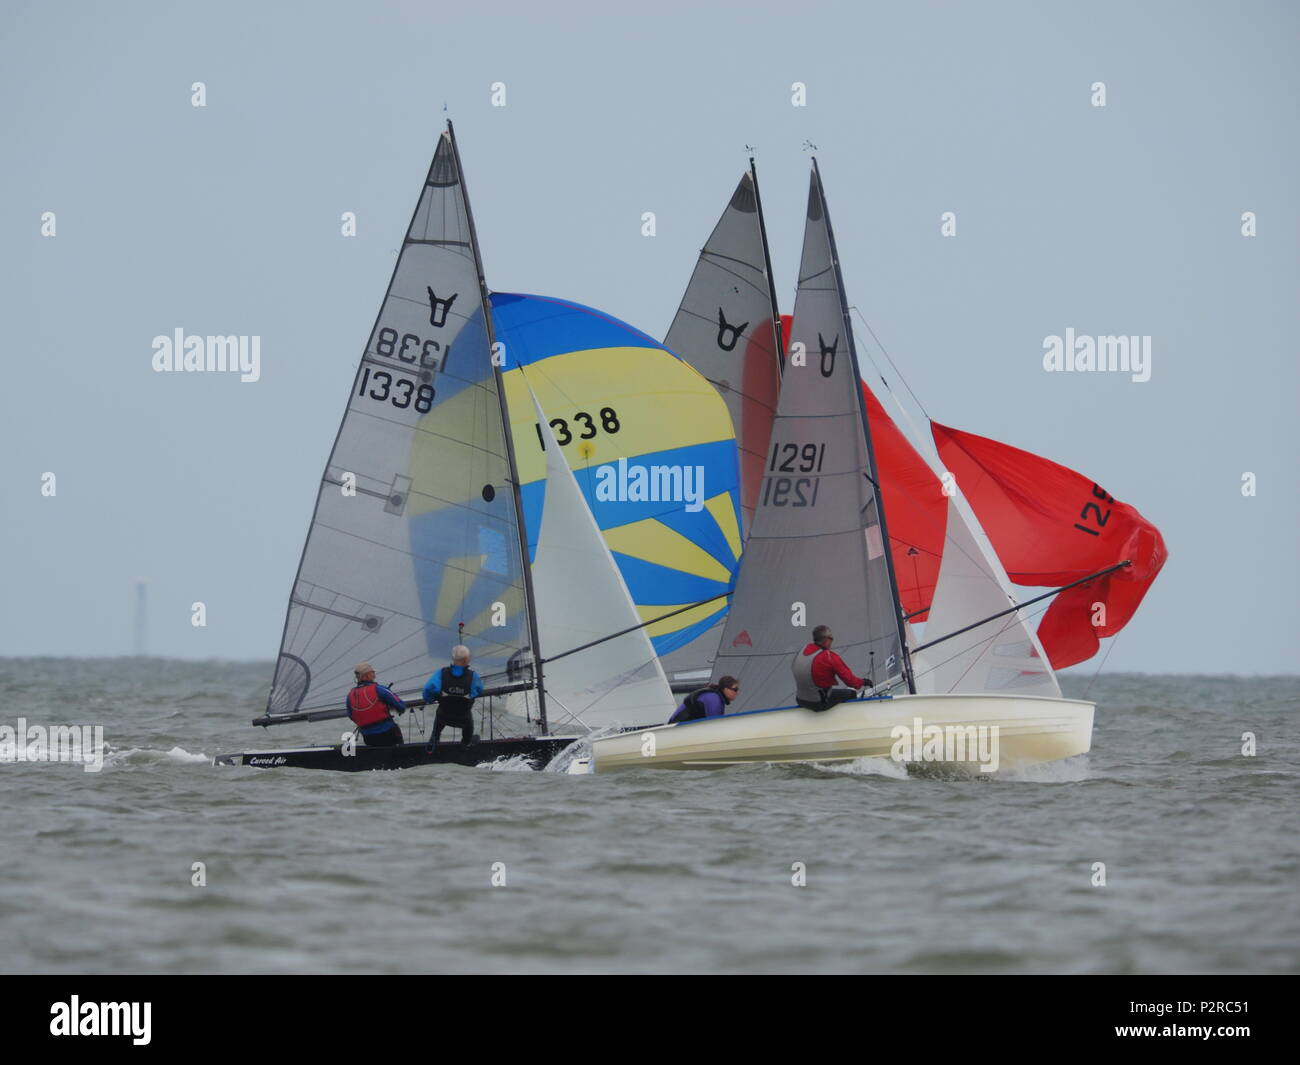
[534, 408, 621, 448]
[357, 367, 435, 413]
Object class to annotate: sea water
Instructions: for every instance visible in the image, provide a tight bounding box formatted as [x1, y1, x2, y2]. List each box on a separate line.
[0, 658, 1295, 974]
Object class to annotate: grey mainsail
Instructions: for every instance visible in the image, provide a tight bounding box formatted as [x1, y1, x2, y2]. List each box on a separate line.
[714, 161, 910, 712]
[663, 164, 784, 532]
[659, 163, 783, 683]
[265, 125, 538, 723]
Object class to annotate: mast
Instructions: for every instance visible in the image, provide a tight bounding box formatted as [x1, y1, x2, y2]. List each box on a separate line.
[811, 157, 916, 693]
[749, 157, 785, 372]
[446, 120, 550, 733]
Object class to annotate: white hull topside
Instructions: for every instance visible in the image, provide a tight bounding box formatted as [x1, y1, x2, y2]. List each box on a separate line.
[589, 693, 1094, 772]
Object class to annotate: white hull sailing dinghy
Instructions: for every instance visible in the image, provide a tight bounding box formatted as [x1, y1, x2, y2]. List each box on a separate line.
[589, 694, 1094, 772]
[217, 123, 678, 772]
[591, 158, 1130, 774]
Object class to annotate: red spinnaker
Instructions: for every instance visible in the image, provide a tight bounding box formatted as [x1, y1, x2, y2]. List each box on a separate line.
[736, 316, 783, 524]
[802, 317, 1162, 668]
[931, 422, 1167, 669]
[860, 383, 946, 621]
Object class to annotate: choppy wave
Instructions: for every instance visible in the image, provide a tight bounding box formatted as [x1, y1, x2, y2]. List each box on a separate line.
[3, 662, 1297, 974]
[479, 754, 539, 772]
[102, 744, 212, 767]
[543, 726, 621, 774]
[998, 753, 1092, 782]
[811, 756, 911, 779]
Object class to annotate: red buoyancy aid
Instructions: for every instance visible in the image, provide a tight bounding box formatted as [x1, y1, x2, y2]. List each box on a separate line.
[347, 683, 390, 728]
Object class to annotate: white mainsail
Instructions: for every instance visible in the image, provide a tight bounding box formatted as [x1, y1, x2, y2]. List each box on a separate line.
[527, 386, 676, 730]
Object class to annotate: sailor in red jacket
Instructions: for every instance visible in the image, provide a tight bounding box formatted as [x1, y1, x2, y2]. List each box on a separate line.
[792, 625, 871, 711]
[345, 662, 408, 746]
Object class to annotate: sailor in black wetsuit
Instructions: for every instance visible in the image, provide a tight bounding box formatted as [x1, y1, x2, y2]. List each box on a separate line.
[422, 645, 482, 753]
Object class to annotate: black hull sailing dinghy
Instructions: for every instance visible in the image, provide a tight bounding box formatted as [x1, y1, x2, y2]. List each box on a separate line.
[218, 736, 573, 772]
[217, 123, 679, 772]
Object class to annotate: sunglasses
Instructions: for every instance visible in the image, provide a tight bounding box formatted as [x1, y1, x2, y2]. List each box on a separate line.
[724, 685, 739, 693]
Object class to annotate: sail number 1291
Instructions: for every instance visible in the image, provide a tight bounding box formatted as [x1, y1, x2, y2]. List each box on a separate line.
[763, 441, 827, 507]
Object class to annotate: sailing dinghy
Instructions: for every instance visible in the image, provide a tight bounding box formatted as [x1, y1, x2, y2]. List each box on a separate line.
[217, 123, 678, 772]
[591, 159, 1135, 773]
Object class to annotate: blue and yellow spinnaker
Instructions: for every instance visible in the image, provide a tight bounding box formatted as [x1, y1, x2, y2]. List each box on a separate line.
[495, 293, 740, 666]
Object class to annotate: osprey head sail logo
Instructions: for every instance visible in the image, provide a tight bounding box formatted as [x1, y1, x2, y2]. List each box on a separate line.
[716, 307, 749, 352]
[818, 333, 839, 378]
[427, 288, 458, 328]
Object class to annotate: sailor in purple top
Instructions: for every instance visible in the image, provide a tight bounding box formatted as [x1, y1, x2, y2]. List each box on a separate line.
[667, 676, 740, 723]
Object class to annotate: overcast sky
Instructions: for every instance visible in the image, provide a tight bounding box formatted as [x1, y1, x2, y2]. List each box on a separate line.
[2, 0, 1296, 675]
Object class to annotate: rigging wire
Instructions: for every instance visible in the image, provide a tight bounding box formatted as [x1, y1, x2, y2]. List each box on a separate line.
[1083, 632, 1120, 699]
[849, 305, 931, 421]
[847, 314, 1026, 619]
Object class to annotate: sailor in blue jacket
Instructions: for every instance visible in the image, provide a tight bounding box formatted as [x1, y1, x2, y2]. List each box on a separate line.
[423, 645, 483, 751]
